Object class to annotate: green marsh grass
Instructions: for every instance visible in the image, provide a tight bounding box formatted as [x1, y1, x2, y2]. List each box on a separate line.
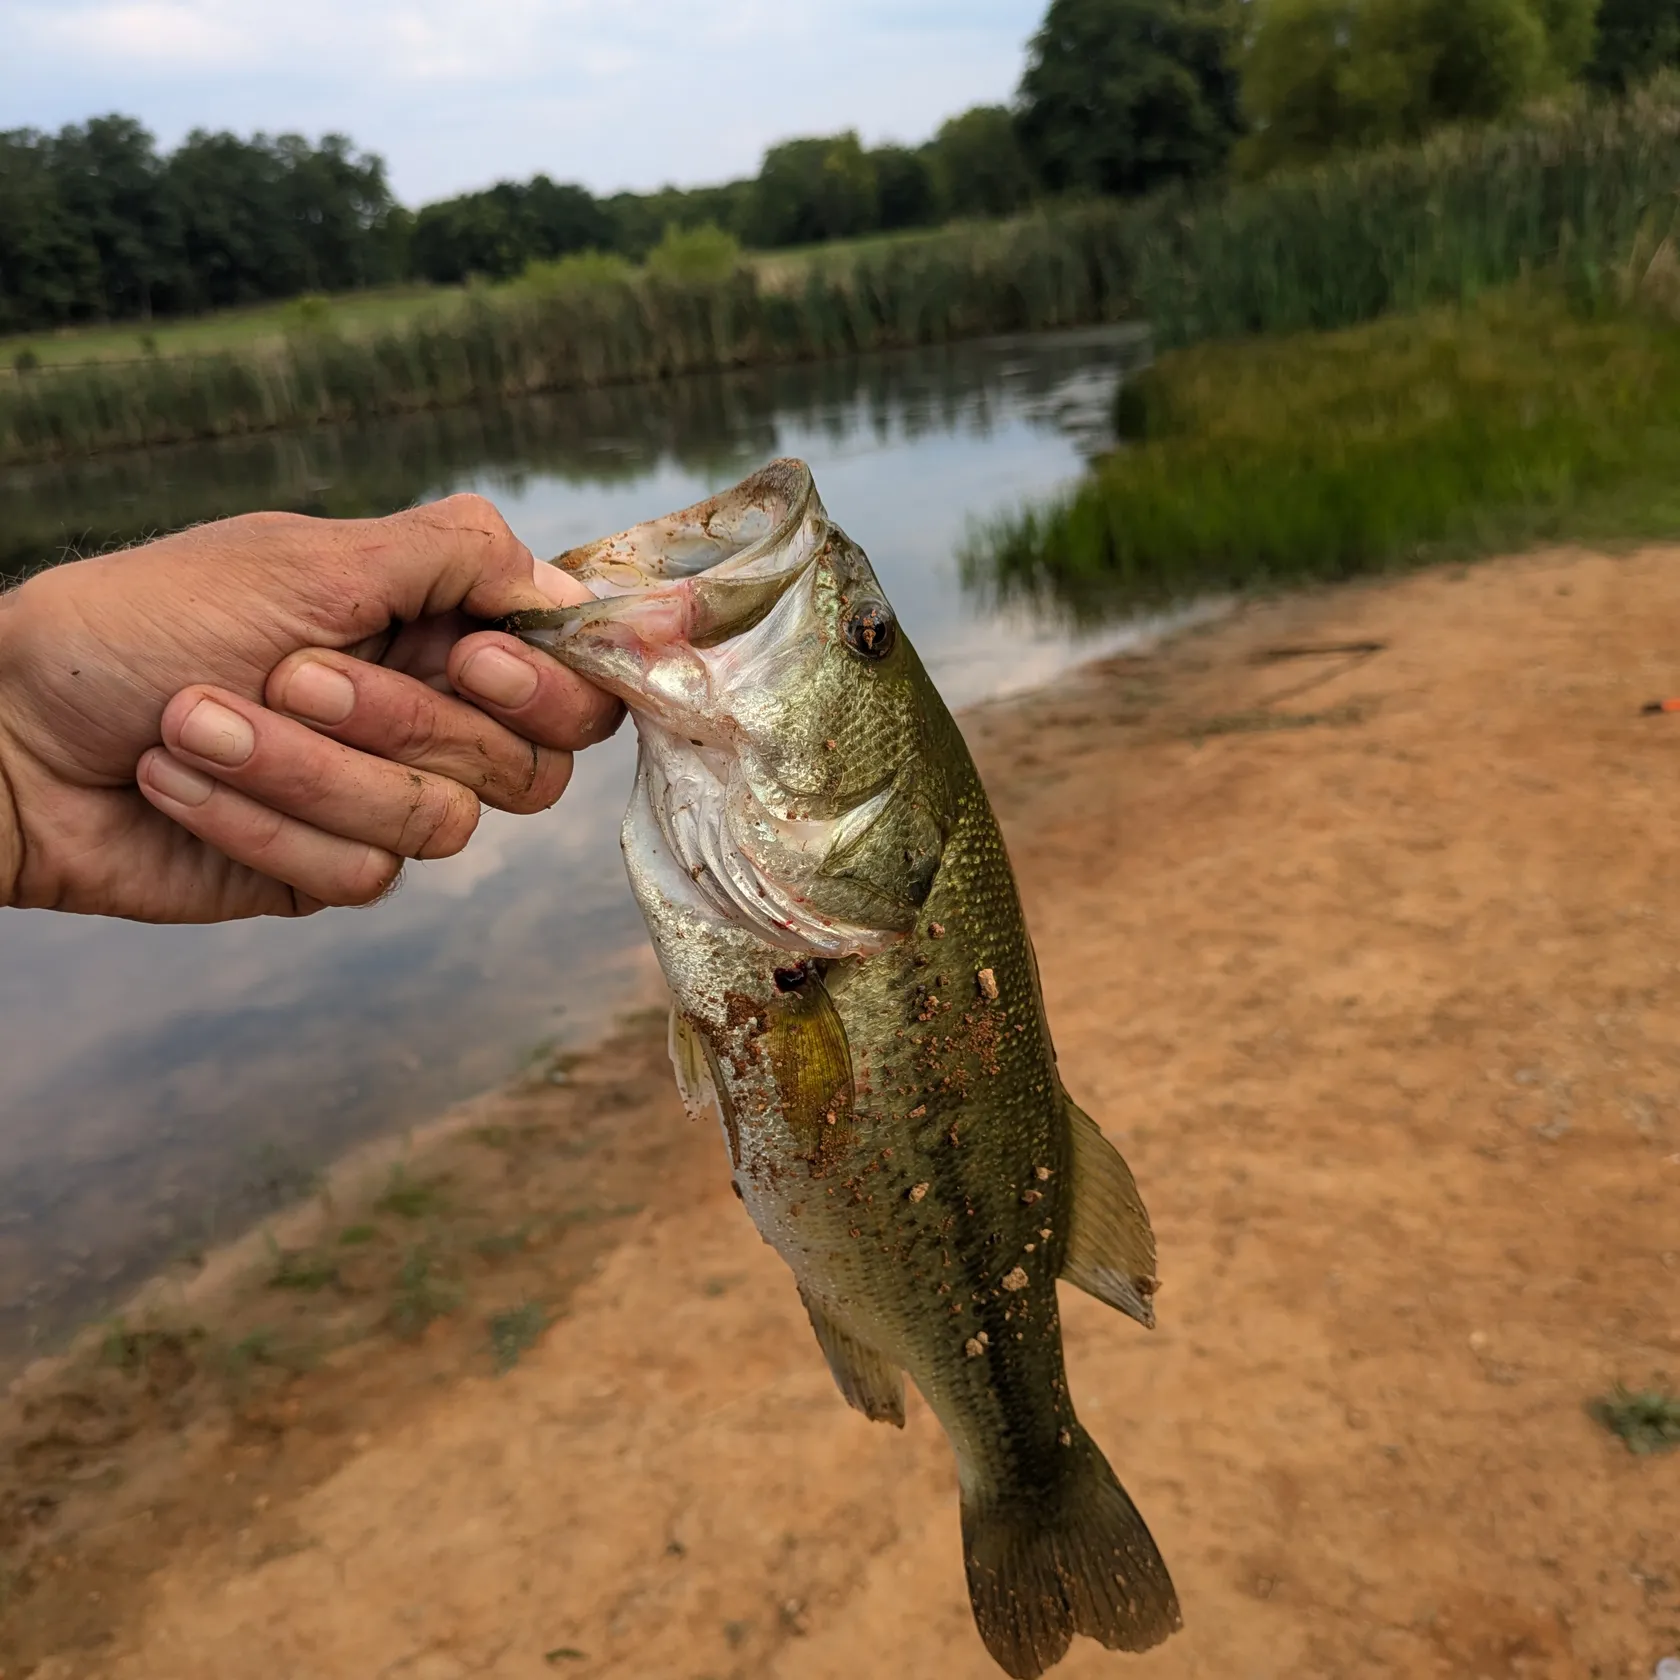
[969, 284, 1680, 616]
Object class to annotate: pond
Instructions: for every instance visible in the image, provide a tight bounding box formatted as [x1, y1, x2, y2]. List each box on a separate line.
[0, 324, 1201, 1370]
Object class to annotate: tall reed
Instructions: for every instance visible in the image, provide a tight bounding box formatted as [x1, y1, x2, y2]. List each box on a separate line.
[0, 209, 1135, 465]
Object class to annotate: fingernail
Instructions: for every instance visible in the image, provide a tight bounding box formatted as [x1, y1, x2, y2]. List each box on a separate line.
[532, 560, 583, 606]
[144, 753, 216, 807]
[279, 660, 356, 725]
[178, 699, 255, 766]
[459, 646, 538, 709]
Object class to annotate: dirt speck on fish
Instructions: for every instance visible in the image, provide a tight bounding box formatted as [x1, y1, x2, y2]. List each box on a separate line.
[506, 459, 1179, 1678]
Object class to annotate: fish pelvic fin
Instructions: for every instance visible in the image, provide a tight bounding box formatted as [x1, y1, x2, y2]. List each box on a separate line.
[1060, 1090, 1159, 1331]
[960, 1428, 1181, 1678]
[798, 1287, 905, 1428]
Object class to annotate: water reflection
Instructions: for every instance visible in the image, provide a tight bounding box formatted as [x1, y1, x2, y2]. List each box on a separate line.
[0, 326, 1171, 1366]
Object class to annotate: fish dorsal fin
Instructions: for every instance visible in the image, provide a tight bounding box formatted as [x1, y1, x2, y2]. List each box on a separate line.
[765, 972, 856, 1175]
[799, 1286, 905, 1427]
[1061, 1090, 1159, 1330]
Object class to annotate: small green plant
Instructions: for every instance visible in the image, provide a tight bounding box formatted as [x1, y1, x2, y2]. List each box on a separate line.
[375, 1165, 448, 1220]
[267, 1246, 339, 1292]
[11, 347, 39, 374]
[489, 1301, 547, 1373]
[282, 293, 334, 337]
[645, 222, 741, 285]
[338, 1223, 379, 1246]
[513, 250, 634, 296]
[389, 1244, 461, 1340]
[137, 332, 158, 356]
[100, 1323, 203, 1373]
[1588, 1384, 1680, 1454]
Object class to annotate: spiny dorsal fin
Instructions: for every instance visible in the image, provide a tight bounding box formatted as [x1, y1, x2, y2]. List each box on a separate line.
[1061, 1089, 1159, 1330]
[799, 1287, 905, 1427]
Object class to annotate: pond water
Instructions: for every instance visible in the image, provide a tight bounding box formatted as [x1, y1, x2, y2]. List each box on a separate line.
[0, 325, 1198, 1367]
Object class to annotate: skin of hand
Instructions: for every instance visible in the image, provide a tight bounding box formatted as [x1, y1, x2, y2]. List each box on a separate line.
[0, 494, 621, 922]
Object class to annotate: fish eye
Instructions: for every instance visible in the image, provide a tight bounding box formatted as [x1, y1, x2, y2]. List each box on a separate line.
[842, 602, 896, 661]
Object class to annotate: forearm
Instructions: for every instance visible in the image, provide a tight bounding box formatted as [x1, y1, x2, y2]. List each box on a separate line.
[0, 594, 25, 910]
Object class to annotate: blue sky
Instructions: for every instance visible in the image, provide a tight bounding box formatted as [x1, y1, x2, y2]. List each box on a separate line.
[3, 0, 1046, 204]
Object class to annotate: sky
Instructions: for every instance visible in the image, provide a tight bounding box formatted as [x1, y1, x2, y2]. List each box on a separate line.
[3, 0, 1047, 205]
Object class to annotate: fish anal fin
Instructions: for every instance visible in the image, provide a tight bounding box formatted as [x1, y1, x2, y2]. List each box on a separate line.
[799, 1287, 904, 1427]
[1061, 1090, 1159, 1330]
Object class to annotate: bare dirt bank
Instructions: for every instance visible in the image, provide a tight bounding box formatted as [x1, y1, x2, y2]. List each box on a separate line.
[3, 546, 1678, 1679]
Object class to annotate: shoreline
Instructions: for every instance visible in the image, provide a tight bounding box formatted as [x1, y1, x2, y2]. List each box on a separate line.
[5, 546, 1678, 1677]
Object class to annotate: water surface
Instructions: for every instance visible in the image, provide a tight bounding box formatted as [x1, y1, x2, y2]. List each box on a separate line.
[0, 327, 1176, 1362]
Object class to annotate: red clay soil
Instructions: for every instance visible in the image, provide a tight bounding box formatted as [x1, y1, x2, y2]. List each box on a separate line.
[2, 546, 1676, 1680]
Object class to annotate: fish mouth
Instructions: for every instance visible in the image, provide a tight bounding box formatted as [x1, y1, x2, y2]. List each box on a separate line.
[500, 458, 827, 704]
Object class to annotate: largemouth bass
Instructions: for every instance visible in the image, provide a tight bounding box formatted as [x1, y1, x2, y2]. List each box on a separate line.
[507, 460, 1180, 1677]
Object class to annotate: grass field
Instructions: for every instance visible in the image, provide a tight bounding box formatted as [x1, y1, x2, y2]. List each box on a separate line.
[967, 281, 1680, 614]
[0, 226, 993, 370]
[1, 285, 464, 370]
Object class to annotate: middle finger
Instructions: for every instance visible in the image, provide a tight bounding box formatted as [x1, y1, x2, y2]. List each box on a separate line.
[159, 685, 481, 860]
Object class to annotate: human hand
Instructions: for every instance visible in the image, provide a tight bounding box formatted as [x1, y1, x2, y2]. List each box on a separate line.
[0, 496, 619, 922]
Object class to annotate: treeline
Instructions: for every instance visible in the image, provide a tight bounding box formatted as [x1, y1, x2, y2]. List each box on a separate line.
[0, 118, 406, 332]
[4, 0, 1679, 337]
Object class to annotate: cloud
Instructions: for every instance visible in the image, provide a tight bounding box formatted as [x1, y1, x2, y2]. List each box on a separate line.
[1, 0, 1042, 200]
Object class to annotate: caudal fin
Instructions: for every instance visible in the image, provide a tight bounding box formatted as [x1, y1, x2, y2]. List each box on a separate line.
[961, 1429, 1180, 1679]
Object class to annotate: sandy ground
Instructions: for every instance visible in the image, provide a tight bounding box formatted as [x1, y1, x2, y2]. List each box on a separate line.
[2, 546, 1678, 1680]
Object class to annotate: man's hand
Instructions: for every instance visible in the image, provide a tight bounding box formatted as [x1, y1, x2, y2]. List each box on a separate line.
[0, 495, 619, 922]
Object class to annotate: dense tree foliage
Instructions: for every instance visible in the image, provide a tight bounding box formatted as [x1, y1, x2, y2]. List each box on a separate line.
[0, 120, 402, 332]
[1585, 0, 1680, 91]
[1240, 0, 1598, 171]
[1016, 0, 1245, 197]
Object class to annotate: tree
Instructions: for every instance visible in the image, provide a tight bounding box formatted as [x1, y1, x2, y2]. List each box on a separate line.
[1240, 0, 1598, 172]
[1016, 0, 1244, 198]
[747, 133, 878, 247]
[868, 144, 940, 231]
[927, 107, 1036, 219]
[1585, 0, 1680, 91]
[0, 130, 98, 330]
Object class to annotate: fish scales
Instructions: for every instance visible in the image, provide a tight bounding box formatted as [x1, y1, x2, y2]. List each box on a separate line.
[506, 459, 1179, 1679]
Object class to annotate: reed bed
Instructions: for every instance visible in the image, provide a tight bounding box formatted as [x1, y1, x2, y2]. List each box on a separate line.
[0, 210, 1134, 465]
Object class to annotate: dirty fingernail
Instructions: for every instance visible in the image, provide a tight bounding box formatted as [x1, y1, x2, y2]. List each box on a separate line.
[144, 753, 216, 808]
[178, 699, 255, 766]
[459, 646, 539, 709]
[280, 660, 356, 726]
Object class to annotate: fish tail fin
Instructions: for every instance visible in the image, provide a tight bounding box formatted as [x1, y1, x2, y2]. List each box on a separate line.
[960, 1428, 1180, 1679]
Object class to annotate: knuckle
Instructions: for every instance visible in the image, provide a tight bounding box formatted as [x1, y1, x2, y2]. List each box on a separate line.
[487, 746, 573, 815]
[333, 848, 404, 908]
[398, 774, 480, 859]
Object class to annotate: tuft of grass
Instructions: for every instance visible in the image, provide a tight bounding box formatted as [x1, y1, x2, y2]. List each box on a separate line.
[266, 1246, 339, 1292]
[388, 1245, 461, 1341]
[968, 283, 1680, 618]
[488, 1301, 548, 1374]
[375, 1166, 449, 1221]
[337, 1223, 379, 1246]
[1589, 1384, 1680, 1455]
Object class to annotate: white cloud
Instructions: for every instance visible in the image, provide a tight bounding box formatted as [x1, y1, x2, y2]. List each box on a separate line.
[1, 0, 1043, 200]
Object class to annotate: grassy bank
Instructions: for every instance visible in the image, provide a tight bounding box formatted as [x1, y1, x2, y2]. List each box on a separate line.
[8, 83, 1680, 465]
[967, 284, 1680, 615]
[0, 211, 1131, 464]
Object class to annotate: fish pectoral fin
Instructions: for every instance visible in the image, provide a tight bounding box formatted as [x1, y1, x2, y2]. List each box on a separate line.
[799, 1287, 905, 1427]
[1061, 1090, 1159, 1330]
[766, 972, 856, 1143]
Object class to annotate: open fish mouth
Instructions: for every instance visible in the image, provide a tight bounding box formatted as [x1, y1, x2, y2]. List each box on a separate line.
[501, 458, 830, 696]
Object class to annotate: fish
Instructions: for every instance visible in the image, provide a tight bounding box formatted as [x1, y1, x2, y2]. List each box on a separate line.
[505, 458, 1180, 1677]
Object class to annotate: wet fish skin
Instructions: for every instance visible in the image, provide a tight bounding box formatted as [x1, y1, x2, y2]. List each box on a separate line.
[507, 459, 1179, 1678]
